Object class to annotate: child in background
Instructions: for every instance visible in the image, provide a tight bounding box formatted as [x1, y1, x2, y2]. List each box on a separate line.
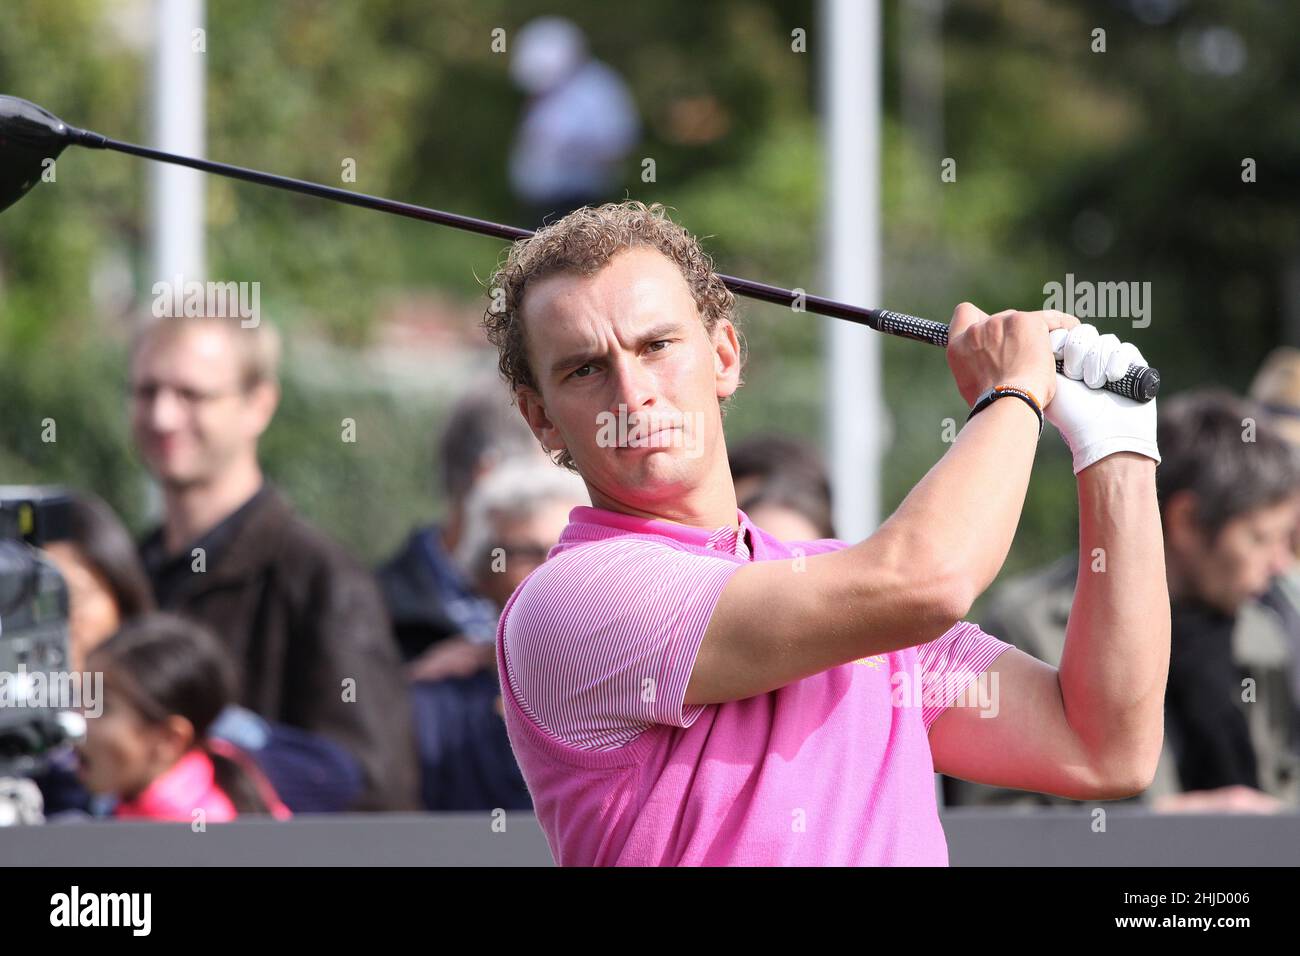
[79, 613, 290, 822]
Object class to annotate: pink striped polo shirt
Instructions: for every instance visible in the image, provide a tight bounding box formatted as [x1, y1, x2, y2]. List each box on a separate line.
[496, 504, 1013, 866]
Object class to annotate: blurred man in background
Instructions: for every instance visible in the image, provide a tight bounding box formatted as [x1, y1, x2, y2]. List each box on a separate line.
[1249, 346, 1300, 756]
[378, 385, 579, 810]
[508, 16, 640, 226]
[414, 458, 588, 811]
[963, 388, 1300, 811]
[728, 433, 836, 542]
[452, 458, 589, 611]
[129, 315, 418, 811]
[376, 384, 547, 682]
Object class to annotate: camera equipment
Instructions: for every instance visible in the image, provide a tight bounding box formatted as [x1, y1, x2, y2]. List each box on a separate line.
[0, 488, 81, 791]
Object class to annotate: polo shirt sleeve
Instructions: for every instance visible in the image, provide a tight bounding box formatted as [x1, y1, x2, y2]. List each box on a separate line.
[501, 538, 744, 751]
[917, 620, 1016, 732]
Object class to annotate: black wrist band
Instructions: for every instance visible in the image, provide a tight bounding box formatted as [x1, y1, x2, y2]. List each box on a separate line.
[966, 385, 1044, 437]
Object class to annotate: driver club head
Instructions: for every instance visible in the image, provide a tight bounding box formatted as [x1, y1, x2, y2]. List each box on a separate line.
[0, 96, 75, 214]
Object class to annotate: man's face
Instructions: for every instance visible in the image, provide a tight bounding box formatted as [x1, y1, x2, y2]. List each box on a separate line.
[129, 325, 276, 488]
[514, 246, 741, 512]
[1170, 494, 1300, 613]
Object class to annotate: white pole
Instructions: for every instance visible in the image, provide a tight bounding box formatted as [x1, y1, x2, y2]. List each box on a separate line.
[150, 0, 206, 287]
[821, 0, 882, 541]
[144, 0, 205, 523]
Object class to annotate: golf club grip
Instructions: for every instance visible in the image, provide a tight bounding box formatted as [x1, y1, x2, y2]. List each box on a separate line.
[873, 309, 1161, 403]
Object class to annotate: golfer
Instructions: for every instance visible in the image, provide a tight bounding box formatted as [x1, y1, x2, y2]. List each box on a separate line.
[483, 200, 1169, 866]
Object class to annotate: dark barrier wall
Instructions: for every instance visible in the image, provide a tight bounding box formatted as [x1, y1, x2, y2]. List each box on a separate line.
[5, 809, 1299, 866]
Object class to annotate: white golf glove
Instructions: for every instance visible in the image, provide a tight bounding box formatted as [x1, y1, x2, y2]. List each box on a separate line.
[1044, 324, 1160, 475]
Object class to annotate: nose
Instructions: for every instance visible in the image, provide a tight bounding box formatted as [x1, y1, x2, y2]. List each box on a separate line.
[138, 386, 186, 431]
[607, 351, 658, 417]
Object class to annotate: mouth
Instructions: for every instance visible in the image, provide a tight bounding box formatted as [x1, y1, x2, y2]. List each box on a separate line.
[618, 426, 681, 450]
[146, 435, 186, 457]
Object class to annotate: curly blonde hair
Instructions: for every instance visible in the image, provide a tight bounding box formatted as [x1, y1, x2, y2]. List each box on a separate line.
[482, 200, 745, 471]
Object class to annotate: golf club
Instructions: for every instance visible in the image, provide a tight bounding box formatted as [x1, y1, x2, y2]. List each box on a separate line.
[0, 94, 1160, 401]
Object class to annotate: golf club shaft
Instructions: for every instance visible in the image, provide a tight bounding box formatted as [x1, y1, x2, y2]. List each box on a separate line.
[70, 127, 1159, 402]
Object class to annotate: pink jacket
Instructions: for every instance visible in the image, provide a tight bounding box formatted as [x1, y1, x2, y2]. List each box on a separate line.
[113, 745, 291, 822]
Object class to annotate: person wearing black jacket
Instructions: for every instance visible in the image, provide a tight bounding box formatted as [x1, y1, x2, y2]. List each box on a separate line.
[1157, 391, 1300, 795]
[1165, 598, 1261, 790]
[376, 385, 544, 678]
[954, 389, 1300, 809]
[375, 386, 552, 811]
[129, 314, 418, 812]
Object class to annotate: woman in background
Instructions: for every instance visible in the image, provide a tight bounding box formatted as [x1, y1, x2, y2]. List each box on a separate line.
[42, 494, 155, 672]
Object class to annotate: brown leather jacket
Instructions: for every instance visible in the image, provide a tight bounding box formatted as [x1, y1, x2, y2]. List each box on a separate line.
[141, 484, 419, 810]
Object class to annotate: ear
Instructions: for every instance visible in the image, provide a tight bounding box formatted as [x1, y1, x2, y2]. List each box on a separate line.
[712, 319, 742, 401]
[1163, 490, 1206, 551]
[246, 380, 280, 439]
[153, 714, 197, 765]
[515, 386, 566, 458]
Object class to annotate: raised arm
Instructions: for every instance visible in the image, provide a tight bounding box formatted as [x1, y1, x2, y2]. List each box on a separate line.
[928, 454, 1168, 798]
[687, 305, 1079, 707]
[929, 327, 1168, 798]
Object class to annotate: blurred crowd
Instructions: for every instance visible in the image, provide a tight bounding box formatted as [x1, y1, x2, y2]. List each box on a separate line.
[17, 309, 1300, 822]
[9, 13, 646, 825]
[23, 312, 589, 821]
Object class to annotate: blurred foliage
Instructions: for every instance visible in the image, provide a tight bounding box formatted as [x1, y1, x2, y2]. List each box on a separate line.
[1, 0, 1298, 591]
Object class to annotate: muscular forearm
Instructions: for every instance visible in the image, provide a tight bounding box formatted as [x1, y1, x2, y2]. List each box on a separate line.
[879, 395, 1041, 613]
[1058, 452, 1170, 786]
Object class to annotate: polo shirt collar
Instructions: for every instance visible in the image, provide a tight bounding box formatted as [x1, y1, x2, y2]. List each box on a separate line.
[565, 505, 757, 559]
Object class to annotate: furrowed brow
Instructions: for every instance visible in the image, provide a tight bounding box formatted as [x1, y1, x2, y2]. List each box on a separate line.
[551, 347, 601, 376]
[638, 321, 685, 344]
[549, 322, 685, 376]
